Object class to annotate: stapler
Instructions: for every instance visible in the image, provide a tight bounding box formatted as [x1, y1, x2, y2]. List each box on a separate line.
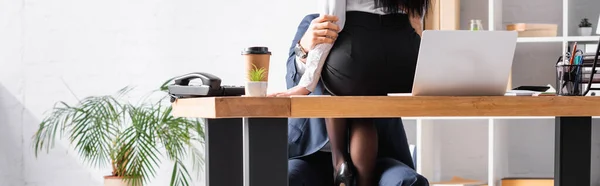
[167, 72, 245, 102]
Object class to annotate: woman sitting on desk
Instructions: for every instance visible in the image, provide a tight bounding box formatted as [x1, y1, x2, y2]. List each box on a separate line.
[270, 0, 429, 185]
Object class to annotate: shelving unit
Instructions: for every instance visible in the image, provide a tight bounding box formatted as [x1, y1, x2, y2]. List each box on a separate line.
[414, 0, 600, 185]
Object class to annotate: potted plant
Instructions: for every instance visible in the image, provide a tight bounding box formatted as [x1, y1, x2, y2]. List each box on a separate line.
[32, 86, 205, 186]
[579, 18, 593, 36]
[245, 64, 268, 97]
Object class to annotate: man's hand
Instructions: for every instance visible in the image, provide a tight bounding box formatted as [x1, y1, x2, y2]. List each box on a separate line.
[267, 86, 311, 97]
[409, 15, 423, 37]
[298, 15, 340, 62]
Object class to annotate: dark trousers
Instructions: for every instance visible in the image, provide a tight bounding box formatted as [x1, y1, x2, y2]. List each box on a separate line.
[288, 151, 429, 186]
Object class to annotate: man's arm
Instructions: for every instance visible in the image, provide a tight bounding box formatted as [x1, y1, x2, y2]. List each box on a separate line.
[298, 0, 346, 92]
[286, 14, 319, 89]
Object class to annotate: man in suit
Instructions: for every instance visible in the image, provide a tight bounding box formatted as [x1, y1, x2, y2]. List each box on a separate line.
[285, 14, 429, 186]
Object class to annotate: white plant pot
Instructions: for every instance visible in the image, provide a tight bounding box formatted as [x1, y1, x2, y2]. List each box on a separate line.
[104, 176, 135, 186]
[245, 81, 268, 97]
[579, 27, 593, 36]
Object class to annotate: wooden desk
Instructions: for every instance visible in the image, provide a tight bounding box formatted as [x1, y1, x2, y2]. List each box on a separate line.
[172, 96, 600, 186]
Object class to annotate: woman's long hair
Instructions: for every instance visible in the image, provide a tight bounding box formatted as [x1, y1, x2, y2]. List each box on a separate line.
[375, 0, 430, 17]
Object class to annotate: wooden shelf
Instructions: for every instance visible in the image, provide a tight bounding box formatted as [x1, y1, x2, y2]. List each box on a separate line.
[517, 37, 563, 43]
[516, 36, 599, 43]
[566, 36, 600, 42]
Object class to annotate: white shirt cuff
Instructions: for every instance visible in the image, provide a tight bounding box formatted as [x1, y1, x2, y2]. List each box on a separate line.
[295, 56, 306, 75]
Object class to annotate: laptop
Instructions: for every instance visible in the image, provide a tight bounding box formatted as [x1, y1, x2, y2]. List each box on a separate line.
[409, 30, 518, 96]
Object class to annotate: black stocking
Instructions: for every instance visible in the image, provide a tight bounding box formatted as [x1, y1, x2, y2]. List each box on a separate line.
[325, 118, 378, 186]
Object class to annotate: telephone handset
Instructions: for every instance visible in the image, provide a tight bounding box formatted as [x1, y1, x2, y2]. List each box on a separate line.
[173, 72, 222, 91]
[167, 72, 245, 102]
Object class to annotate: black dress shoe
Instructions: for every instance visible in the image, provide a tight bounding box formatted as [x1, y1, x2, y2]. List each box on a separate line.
[334, 161, 355, 186]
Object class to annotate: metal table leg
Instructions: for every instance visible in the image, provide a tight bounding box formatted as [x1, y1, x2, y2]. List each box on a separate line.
[555, 116, 592, 186]
[243, 118, 288, 186]
[204, 118, 243, 186]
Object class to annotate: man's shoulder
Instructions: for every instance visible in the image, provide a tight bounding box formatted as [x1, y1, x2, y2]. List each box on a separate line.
[302, 14, 319, 22]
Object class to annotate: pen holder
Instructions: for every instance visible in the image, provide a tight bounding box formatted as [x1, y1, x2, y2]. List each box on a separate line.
[556, 64, 584, 96]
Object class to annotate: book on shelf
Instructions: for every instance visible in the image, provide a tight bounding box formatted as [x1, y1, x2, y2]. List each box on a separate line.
[431, 176, 485, 186]
[501, 177, 553, 186]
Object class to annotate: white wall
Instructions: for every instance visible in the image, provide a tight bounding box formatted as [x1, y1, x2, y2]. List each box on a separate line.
[0, 0, 316, 185]
[2, 0, 600, 185]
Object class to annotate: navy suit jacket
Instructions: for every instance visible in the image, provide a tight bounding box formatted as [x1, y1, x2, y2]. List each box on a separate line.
[286, 14, 416, 170]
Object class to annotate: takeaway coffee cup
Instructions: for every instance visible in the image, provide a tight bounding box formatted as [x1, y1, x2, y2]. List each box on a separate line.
[242, 47, 271, 97]
[242, 46, 272, 82]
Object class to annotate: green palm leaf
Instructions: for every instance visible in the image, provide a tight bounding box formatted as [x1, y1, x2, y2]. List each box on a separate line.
[32, 86, 205, 186]
[170, 160, 192, 186]
[118, 105, 162, 185]
[33, 95, 124, 169]
[155, 104, 205, 185]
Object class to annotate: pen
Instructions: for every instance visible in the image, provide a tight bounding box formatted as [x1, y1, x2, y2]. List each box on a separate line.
[574, 61, 580, 95]
[570, 42, 578, 65]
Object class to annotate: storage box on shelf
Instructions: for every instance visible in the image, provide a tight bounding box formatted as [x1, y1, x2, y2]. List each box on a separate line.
[507, 23, 558, 37]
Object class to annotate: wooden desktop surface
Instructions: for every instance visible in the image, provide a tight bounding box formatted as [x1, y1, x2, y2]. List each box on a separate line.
[171, 96, 600, 118]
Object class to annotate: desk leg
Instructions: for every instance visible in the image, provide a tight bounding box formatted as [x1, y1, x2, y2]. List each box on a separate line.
[243, 118, 288, 186]
[554, 116, 592, 186]
[205, 118, 243, 186]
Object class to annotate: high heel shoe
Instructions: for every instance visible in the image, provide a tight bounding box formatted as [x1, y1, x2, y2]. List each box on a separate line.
[334, 161, 355, 186]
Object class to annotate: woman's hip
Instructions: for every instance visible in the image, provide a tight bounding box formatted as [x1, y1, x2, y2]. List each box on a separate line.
[321, 12, 421, 96]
